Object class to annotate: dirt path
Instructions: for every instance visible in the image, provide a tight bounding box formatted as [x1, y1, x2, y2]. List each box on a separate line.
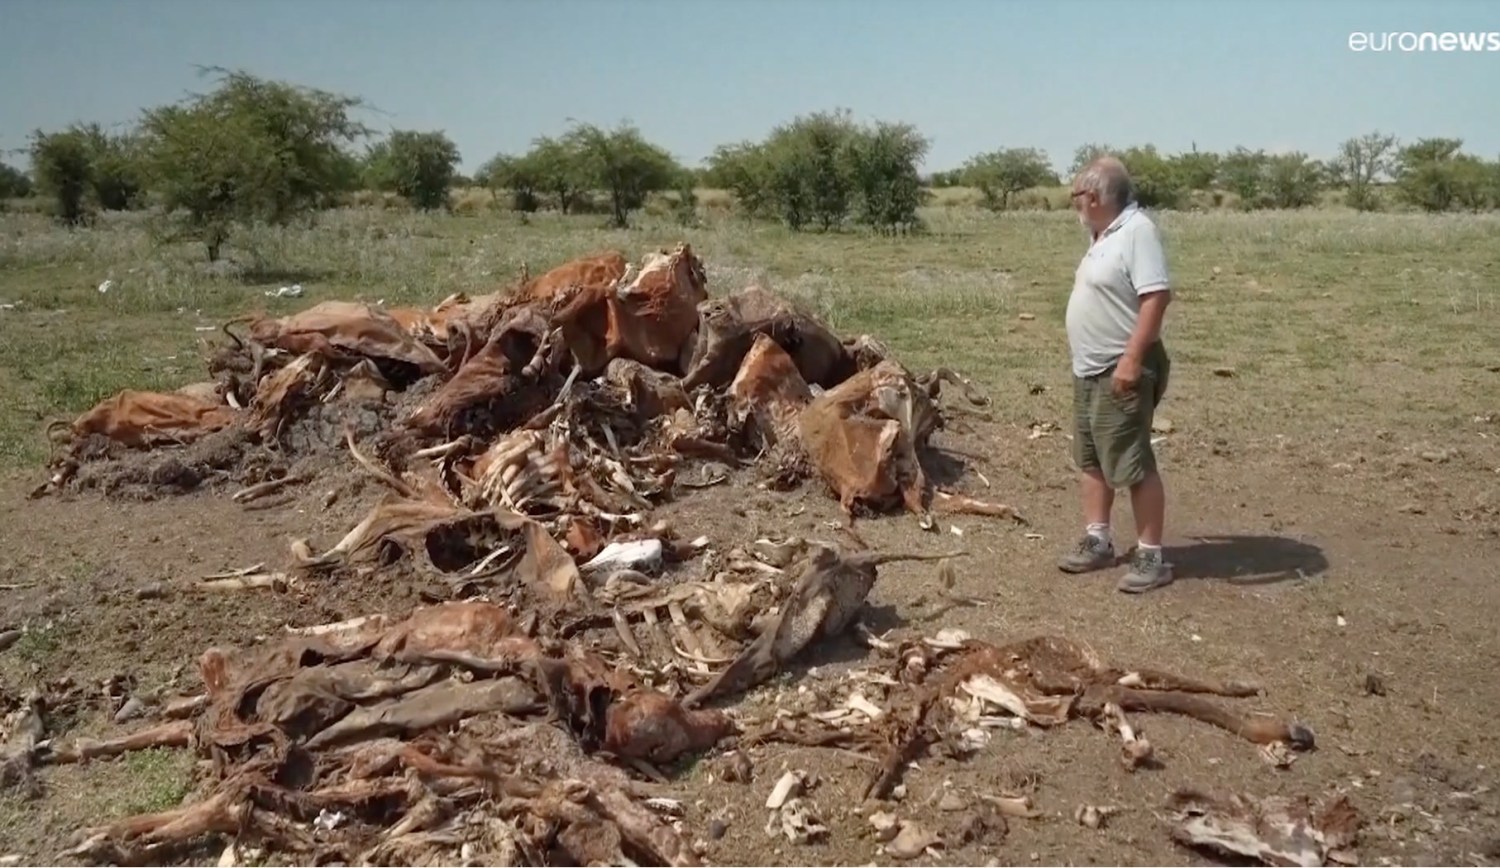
[2, 415, 1497, 866]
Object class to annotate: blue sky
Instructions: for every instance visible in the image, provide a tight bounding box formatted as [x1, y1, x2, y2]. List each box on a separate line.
[3, 0, 1498, 176]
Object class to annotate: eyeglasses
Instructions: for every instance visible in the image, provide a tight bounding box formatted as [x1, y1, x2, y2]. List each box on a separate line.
[1069, 189, 1090, 200]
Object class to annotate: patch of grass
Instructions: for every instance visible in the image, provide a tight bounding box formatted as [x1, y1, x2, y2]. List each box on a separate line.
[2, 204, 1498, 475]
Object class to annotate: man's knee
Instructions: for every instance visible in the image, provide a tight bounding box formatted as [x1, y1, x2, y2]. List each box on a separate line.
[1094, 400, 1157, 488]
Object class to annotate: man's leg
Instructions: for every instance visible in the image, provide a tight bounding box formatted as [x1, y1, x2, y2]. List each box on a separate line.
[1100, 347, 1173, 593]
[1059, 374, 1118, 573]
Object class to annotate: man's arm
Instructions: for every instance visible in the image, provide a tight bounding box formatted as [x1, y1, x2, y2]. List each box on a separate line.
[1123, 289, 1170, 364]
[1124, 221, 1172, 363]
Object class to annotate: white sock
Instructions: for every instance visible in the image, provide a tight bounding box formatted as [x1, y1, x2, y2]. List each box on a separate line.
[1086, 523, 1112, 546]
[1137, 541, 1162, 554]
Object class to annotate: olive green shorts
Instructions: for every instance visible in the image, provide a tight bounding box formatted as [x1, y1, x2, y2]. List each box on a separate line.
[1072, 341, 1170, 489]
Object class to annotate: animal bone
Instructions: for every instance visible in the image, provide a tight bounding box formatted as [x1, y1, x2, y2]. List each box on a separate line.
[682, 546, 966, 708]
[1167, 789, 1360, 867]
[1099, 701, 1155, 770]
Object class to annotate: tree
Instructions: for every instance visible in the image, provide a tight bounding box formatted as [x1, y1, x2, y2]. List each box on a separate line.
[28, 127, 95, 225]
[1117, 146, 1186, 210]
[77, 123, 146, 211]
[367, 129, 461, 210]
[1170, 146, 1221, 191]
[960, 147, 1055, 211]
[704, 140, 777, 219]
[1068, 143, 1115, 176]
[846, 120, 929, 231]
[1449, 154, 1493, 212]
[1329, 131, 1397, 211]
[562, 121, 681, 228]
[477, 152, 541, 212]
[527, 136, 587, 213]
[1219, 147, 1269, 207]
[0, 161, 30, 199]
[1394, 137, 1465, 212]
[137, 67, 370, 260]
[1263, 152, 1324, 208]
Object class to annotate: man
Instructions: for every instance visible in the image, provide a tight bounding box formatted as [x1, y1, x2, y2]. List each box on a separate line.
[1058, 156, 1174, 593]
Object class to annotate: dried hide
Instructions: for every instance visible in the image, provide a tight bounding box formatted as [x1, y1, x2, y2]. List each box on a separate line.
[605, 358, 692, 422]
[1167, 789, 1360, 867]
[50, 389, 240, 452]
[683, 546, 961, 709]
[231, 300, 448, 381]
[797, 360, 1020, 522]
[728, 333, 813, 449]
[513, 250, 630, 305]
[245, 352, 337, 442]
[797, 360, 936, 517]
[681, 285, 854, 390]
[61, 601, 725, 866]
[922, 636, 1315, 771]
[401, 302, 562, 438]
[384, 291, 492, 345]
[290, 497, 585, 607]
[552, 243, 708, 376]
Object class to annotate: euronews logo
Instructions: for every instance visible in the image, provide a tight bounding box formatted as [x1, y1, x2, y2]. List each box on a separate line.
[1349, 31, 1500, 51]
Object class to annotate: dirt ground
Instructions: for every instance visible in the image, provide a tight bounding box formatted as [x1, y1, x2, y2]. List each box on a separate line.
[3, 391, 1497, 866]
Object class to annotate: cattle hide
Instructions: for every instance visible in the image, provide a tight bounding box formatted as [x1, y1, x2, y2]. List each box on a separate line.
[514, 250, 630, 305]
[232, 301, 449, 382]
[400, 303, 561, 438]
[796, 360, 937, 516]
[552, 243, 708, 376]
[728, 333, 813, 449]
[681, 285, 854, 390]
[52, 390, 240, 452]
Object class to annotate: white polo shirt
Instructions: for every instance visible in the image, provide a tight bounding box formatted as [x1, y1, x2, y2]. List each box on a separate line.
[1064, 203, 1171, 379]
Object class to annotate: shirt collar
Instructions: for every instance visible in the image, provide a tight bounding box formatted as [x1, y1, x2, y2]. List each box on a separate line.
[1102, 202, 1140, 236]
[1090, 202, 1139, 244]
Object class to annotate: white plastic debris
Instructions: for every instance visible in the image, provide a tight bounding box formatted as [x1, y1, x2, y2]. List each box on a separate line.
[97, 279, 114, 294]
[313, 808, 345, 831]
[266, 284, 304, 298]
[581, 539, 663, 574]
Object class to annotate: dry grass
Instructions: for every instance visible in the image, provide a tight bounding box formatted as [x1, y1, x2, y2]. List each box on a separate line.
[3, 201, 1500, 866]
[2, 202, 1496, 472]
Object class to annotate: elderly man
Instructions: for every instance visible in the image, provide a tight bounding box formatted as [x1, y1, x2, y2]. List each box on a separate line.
[1058, 156, 1174, 593]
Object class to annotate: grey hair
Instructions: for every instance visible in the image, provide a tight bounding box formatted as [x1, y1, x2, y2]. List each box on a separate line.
[1074, 156, 1135, 210]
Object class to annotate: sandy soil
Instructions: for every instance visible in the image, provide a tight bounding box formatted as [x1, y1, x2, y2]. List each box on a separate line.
[2, 403, 1497, 866]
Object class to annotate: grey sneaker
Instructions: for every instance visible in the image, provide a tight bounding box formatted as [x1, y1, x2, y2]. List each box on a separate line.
[1117, 546, 1174, 593]
[1058, 533, 1116, 574]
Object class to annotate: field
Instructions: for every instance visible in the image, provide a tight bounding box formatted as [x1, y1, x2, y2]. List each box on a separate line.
[2, 198, 1499, 866]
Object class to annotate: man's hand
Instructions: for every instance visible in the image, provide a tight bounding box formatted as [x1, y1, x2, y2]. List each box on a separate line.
[1112, 353, 1142, 395]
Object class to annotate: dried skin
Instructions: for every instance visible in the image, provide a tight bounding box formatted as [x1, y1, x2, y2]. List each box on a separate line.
[234, 300, 448, 377]
[552, 243, 708, 376]
[52, 390, 239, 452]
[1168, 789, 1361, 867]
[931, 636, 1313, 749]
[681, 284, 854, 390]
[684, 546, 963, 708]
[728, 333, 813, 449]
[798, 360, 1021, 522]
[401, 303, 560, 438]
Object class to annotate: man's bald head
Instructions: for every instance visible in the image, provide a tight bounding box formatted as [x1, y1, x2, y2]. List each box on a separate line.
[1072, 156, 1135, 213]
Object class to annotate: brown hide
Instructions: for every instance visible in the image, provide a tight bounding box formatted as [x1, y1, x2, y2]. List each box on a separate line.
[728, 334, 812, 447]
[796, 361, 936, 515]
[682, 285, 854, 390]
[401, 303, 557, 436]
[384, 292, 491, 344]
[552, 243, 708, 375]
[514, 251, 630, 304]
[62, 389, 239, 450]
[244, 301, 447, 376]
